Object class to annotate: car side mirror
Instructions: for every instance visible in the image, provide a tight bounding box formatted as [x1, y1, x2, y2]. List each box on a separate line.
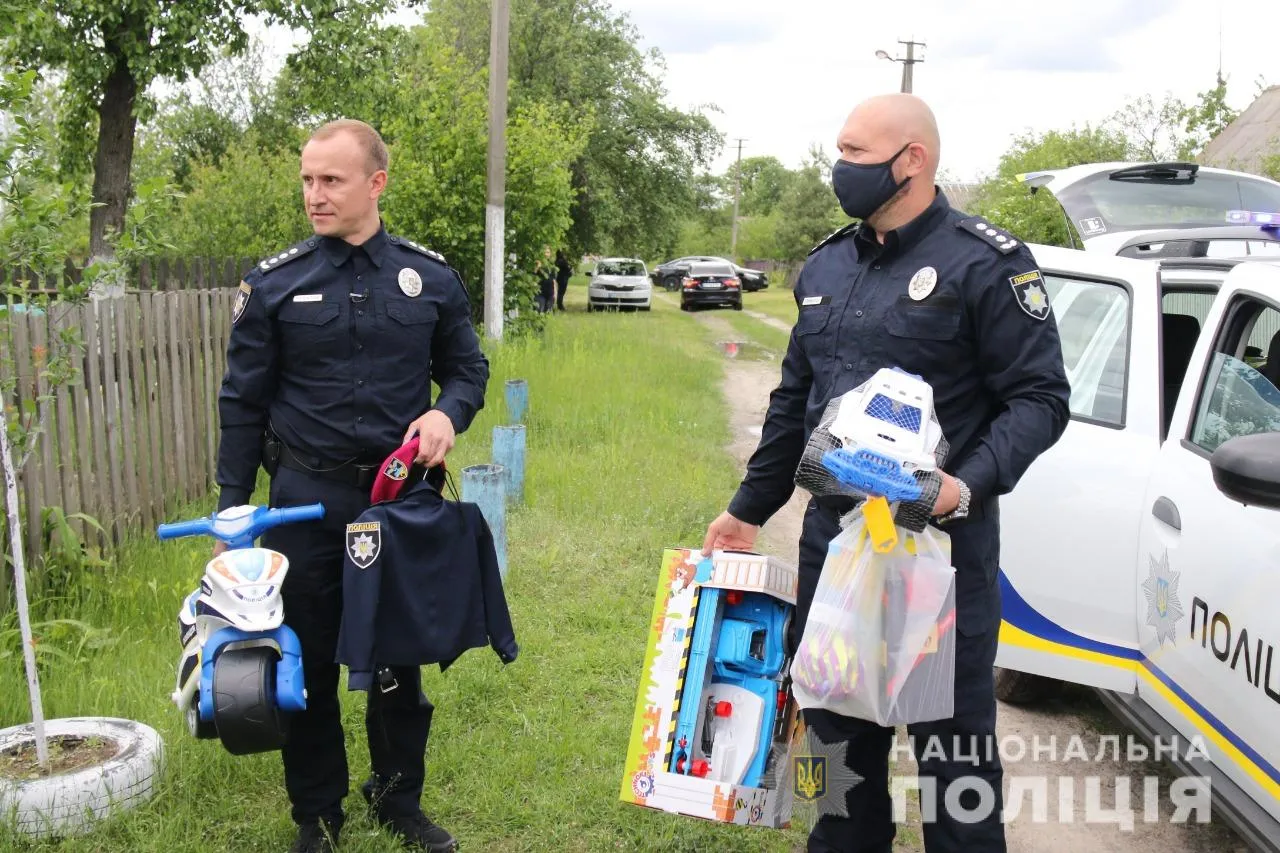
[1211, 432, 1280, 509]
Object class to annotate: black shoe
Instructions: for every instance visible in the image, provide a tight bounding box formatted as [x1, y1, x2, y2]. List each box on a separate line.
[289, 820, 340, 853]
[384, 812, 457, 851]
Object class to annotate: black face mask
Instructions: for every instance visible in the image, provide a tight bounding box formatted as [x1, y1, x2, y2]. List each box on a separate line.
[831, 144, 911, 220]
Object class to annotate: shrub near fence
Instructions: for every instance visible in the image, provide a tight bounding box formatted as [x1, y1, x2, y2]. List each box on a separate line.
[0, 261, 246, 607]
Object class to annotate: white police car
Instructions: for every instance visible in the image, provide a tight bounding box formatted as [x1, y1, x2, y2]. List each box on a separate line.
[996, 227, 1280, 849]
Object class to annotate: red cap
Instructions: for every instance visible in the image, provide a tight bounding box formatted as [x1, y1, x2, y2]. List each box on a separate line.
[370, 437, 420, 504]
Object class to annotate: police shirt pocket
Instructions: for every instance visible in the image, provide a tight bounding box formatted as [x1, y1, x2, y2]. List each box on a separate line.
[277, 301, 342, 359]
[795, 305, 831, 336]
[387, 300, 439, 327]
[885, 296, 961, 341]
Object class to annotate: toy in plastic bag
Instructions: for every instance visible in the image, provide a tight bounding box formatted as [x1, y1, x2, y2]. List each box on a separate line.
[790, 518, 956, 725]
[795, 367, 950, 547]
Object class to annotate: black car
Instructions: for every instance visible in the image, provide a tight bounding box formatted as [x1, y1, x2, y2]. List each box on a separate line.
[679, 261, 743, 311]
[652, 256, 768, 292]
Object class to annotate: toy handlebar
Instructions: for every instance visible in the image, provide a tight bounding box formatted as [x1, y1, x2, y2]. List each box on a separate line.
[156, 503, 326, 549]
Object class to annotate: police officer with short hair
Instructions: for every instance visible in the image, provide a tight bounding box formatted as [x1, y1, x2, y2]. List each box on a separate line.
[702, 94, 1071, 853]
[215, 118, 488, 853]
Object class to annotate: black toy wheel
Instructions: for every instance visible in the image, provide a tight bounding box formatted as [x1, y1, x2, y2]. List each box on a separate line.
[186, 697, 218, 740]
[212, 647, 290, 755]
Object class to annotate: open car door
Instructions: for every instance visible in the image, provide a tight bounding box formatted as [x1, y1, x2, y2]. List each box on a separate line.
[994, 245, 1165, 694]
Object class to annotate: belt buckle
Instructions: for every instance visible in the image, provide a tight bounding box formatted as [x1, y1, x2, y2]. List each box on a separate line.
[376, 667, 398, 694]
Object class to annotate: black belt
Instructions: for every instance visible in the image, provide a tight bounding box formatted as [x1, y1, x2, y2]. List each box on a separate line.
[277, 443, 428, 490]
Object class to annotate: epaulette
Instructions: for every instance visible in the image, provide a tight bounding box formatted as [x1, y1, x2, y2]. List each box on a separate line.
[808, 222, 859, 256]
[957, 216, 1021, 254]
[389, 235, 447, 265]
[256, 239, 318, 273]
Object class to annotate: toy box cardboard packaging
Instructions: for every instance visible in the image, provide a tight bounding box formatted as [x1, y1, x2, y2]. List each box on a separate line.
[620, 547, 802, 828]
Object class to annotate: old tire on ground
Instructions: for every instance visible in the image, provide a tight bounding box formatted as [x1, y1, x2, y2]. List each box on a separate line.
[212, 646, 289, 756]
[0, 717, 164, 838]
[994, 667, 1058, 705]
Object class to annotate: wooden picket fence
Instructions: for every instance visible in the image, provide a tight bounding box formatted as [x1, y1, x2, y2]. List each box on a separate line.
[0, 287, 238, 605]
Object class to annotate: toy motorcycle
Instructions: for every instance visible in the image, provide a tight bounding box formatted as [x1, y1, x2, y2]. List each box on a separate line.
[158, 502, 325, 756]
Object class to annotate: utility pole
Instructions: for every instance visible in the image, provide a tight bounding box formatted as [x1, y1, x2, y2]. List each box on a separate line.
[483, 0, 510, 341]
[899, 39, 924, 93]
[729, 138, 745, 258]
[876, 39, 926, 93]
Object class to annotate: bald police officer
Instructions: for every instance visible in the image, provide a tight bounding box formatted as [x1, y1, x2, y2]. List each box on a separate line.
[215, 119, 487, 853]
[702, 94, 1071, 853]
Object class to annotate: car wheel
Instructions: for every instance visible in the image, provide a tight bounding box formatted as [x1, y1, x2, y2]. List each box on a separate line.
[993, 667, 1060, 705]
[733, 301, 743, 311]
[640, 305, 651, 311]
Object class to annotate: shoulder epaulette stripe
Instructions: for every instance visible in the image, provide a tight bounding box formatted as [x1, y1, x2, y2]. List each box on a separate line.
[258, 239, 318, 273]
[809, 223, 858, 256]
[957, 217, 1020, 254]
[390, 235, 447, 265]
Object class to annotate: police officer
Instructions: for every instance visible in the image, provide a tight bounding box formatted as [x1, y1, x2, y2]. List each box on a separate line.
[214, 119, 488, 853]
[702, 94, 1071, 853]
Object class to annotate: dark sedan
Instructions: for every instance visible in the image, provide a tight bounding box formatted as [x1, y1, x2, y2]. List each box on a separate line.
[652, 256, 768, 292]
[679, 261, 743, 311]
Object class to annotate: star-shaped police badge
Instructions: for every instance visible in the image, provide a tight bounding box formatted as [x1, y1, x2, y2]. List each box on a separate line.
[1142, 549, 1184, 647]
[791, 725, 863, 818]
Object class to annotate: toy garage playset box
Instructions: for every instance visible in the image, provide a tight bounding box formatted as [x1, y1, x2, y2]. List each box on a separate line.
[619, 547, 802, 828]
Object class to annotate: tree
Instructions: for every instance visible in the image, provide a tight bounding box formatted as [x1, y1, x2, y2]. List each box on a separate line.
[1181, 72, 1240, 160]
[725, 155, 793, 218]
[773, 146, 845, 262]
[423, 0, 723, 259]
[969, 126, 1130, 246]
[3, 0, 405, 261]
[1107, 93, 1190, 162]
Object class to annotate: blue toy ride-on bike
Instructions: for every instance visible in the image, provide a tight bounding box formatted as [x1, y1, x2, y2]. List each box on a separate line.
[158, 502, 324, 755]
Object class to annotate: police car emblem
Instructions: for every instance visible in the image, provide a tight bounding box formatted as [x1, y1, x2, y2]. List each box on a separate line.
[1008, 270, 1051, 321]
[908, 266, 937, 301]
[346, 521, 381, 569]
[398, 267, 423, 297]
[384, 457, 409, 481]
[1142, 549, 1184, 647]
[232, 281, 252, 325]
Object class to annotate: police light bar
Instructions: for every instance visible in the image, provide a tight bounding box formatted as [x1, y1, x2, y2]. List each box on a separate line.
[1226, 210, 1280, 227]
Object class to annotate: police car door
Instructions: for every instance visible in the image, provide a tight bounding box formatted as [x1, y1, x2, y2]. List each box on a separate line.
[1134, 260, 1280, 825]
[996, 246, 1161, 694]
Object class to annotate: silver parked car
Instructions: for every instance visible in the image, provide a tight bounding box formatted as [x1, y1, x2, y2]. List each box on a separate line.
[586, 257, 652, 312]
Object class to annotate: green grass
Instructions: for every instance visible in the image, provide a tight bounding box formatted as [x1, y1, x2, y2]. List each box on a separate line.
[720, 309, 792, 357]
[743, 289, 798, 327]
[0, 289, 813, 852]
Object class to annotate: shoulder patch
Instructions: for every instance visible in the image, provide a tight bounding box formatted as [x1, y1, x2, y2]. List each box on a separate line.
[390, 235, 447, 265]
[1009, 269, 1052, 321]
[957, 217, 1021, 254]
[808, 222, 858, 256]
[256, 239, 317, 274]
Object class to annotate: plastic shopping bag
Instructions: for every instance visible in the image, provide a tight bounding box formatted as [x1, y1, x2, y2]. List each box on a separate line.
[790, 513, 957, 726]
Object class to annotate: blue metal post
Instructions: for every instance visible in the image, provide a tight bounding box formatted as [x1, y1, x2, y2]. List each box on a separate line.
[492, 424, 526, 504]
[504, 378, 528, 424]
[463, 463, 508, 578]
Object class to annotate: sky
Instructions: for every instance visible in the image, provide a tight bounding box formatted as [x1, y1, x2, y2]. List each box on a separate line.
[604, 0, 1278, 181]
[267, 0, 1279, 184]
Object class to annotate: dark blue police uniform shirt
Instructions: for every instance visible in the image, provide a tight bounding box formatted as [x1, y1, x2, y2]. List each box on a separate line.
[728, 189, 1071, 525]
[215, 225, 489, 509]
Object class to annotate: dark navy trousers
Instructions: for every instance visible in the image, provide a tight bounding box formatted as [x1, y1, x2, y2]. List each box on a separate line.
[261, 465, 434, 828]
[796, 500, 1007, 853]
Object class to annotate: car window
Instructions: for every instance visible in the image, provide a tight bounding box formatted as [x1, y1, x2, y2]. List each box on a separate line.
[1056, 170, 1280, 234]
[1042, 274, 1130, 426]
[690, 263, 734, 276]
[1190, 301, 1280, 454]
[596, 261, 646, 276]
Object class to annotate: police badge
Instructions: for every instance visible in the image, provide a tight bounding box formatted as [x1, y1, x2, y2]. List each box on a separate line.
[383, 457, 409, 481]
[232, 281, 252, 325]
[1008, 269, 1051, 321]
[346, 521, 382, 569]
[398, 267, 423, 297]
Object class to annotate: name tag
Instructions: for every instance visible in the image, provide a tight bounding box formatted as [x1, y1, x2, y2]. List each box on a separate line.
[292, 293, 323, 303]
[801, 295, 828, 306]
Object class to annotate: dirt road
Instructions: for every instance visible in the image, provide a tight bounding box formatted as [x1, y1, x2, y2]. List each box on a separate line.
[688, 303, 1248, 853]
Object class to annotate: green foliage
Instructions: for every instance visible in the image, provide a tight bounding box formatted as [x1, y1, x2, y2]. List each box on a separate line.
[425, 0, 723, 260]
[969, 125, 1131, 246]
[1182, 73, 1240, 160]
[773, 148, 845, 262]
[152, 130, 312, 259]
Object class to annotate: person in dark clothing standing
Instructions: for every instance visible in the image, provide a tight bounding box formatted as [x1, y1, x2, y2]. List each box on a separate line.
[554, 249, 573, 310]
[535, 246, 556, 313]
[702, 94, 1070, 853]
[214, 118, 488, 853]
